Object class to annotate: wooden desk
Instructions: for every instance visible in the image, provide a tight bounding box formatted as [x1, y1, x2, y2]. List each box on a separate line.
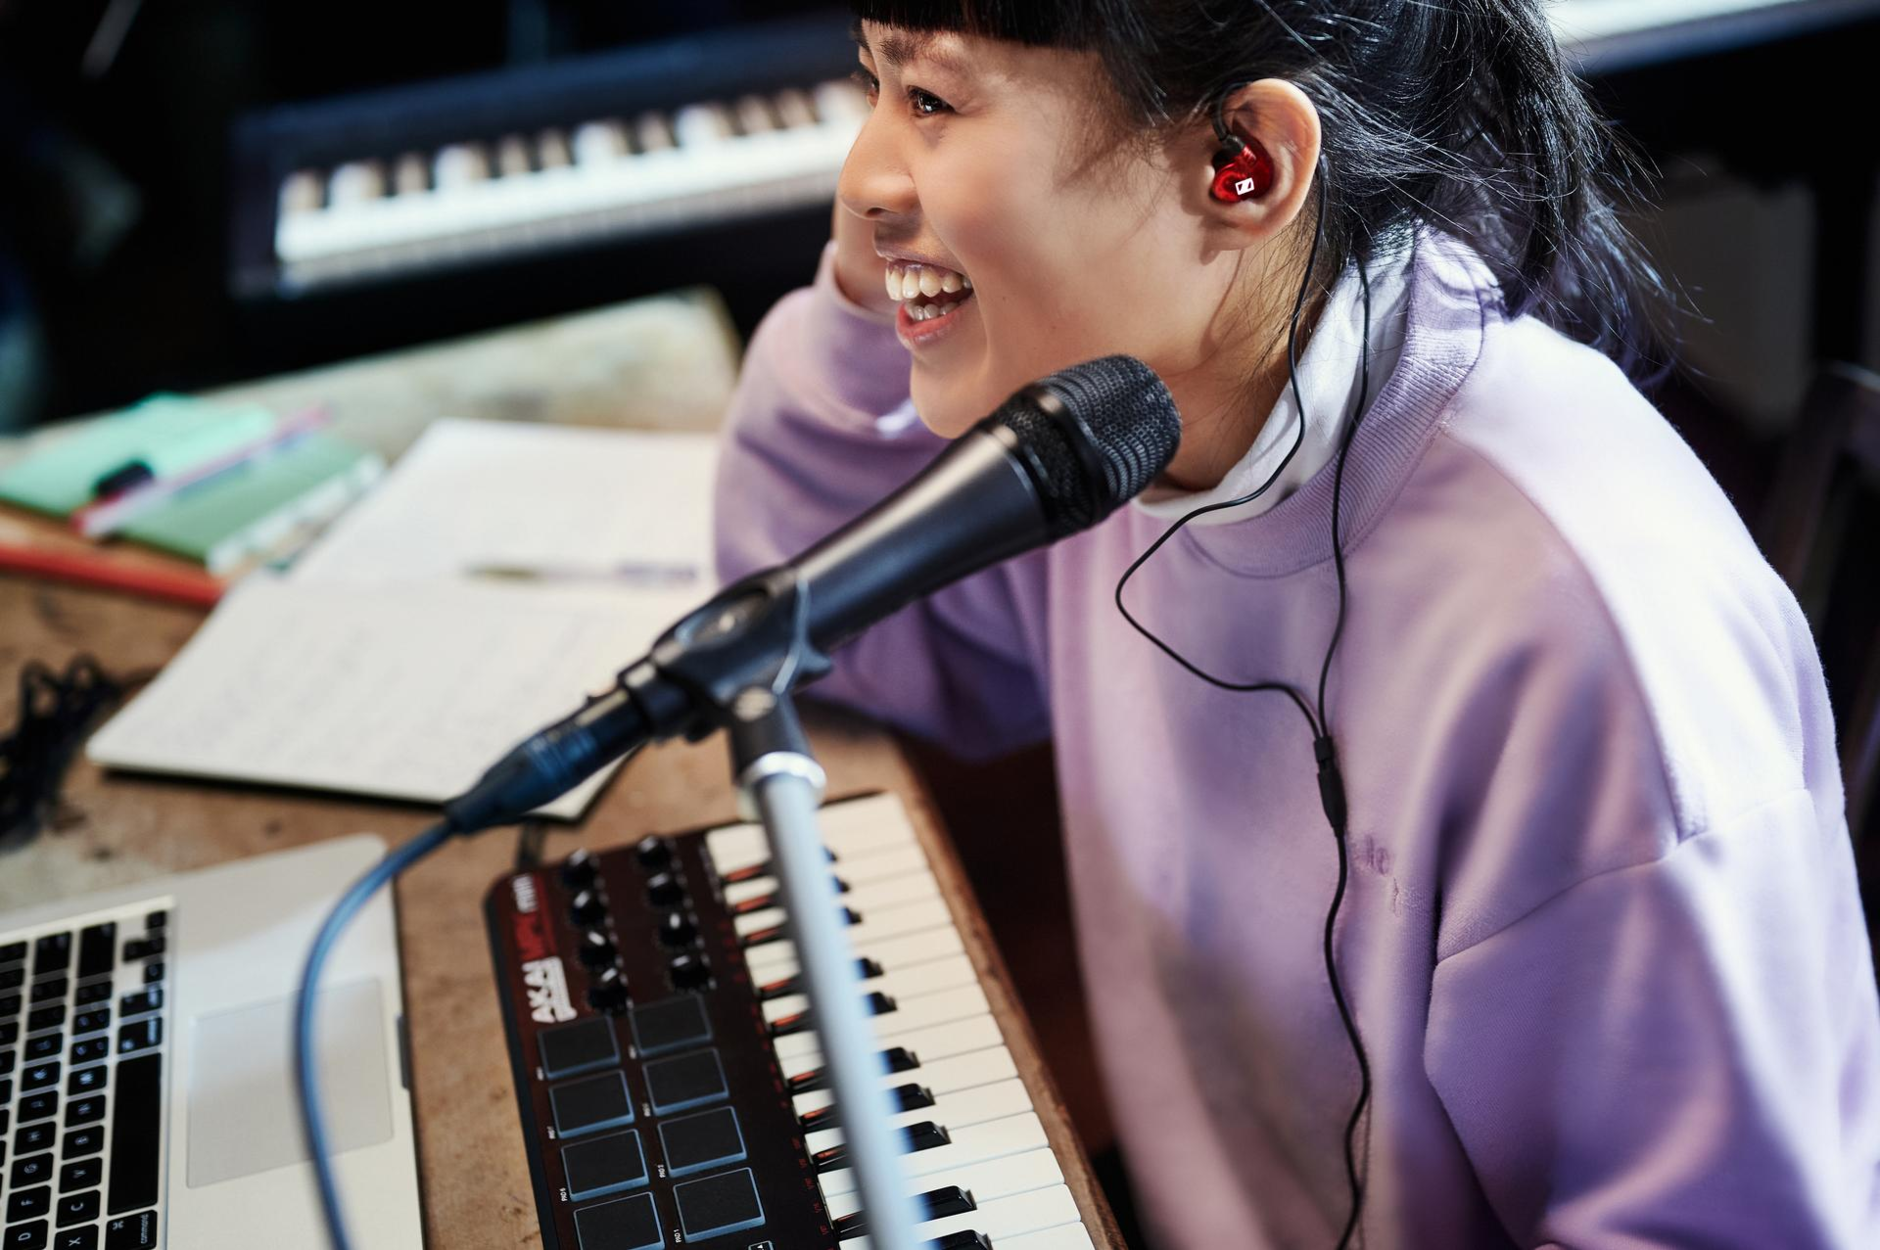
[0, 291, 1121, 1248]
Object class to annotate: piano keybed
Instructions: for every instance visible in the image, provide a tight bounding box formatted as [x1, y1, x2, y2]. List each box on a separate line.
[486, 792, 1117, 1250]
[271, 78, 867, 292]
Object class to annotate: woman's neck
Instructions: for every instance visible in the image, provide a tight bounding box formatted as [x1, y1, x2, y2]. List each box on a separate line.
[1156, 252, 1328, 493]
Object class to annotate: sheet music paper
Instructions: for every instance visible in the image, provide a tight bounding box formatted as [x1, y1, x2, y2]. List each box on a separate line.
[87, 575, 697, 818]
[89, 418, 722, 817]
[287, 418, 718, 589]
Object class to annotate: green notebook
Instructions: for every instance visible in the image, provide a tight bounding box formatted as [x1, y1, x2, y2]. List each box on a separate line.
[0, 394, 279, 516]
[122, 434, 385, 574]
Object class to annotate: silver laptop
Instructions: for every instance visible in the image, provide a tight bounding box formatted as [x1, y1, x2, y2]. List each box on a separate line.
[0, 835, 423, 1249]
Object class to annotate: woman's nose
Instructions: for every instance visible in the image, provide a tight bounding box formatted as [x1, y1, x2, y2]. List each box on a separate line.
[836, 108, 918, 223]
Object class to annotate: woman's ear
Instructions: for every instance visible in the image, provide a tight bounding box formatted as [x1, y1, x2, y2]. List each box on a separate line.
[1193, 79, 1323, 252]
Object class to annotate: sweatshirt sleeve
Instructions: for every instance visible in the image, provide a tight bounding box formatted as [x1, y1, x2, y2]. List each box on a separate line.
[1423, 788, 1880, 1247]
[711, 245, 1051, 759]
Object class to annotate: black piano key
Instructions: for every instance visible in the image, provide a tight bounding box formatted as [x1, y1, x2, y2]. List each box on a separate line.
[787, 1045, 918, 1096]
[74, 926, 115, 983]
[800, 1083, 936, 1132]
[837, 1194, 984, 1241]
[812, 1120, 950, 1172]
[106, 1053, 160, 1214]
[757, 958, 882, 1002]
[928, 1234, 993, 1250]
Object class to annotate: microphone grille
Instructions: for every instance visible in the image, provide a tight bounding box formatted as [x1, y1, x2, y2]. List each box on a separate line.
[996, 356, 1182, 536]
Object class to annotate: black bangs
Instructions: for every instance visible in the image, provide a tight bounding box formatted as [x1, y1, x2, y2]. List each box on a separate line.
[848, 0, 1098, 48]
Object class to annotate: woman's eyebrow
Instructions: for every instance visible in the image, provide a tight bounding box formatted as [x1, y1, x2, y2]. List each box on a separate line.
[851, 25, 969, 76]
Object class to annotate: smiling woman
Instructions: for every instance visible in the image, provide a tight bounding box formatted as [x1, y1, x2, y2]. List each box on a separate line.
[714, 2, 1880, 1249]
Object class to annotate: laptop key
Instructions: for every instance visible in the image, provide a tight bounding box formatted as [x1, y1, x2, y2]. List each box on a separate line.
[70, 1010, 109, 1037]
[103, 1210, 157, 1249]
[61, 1129, 102, 1161]
[140, 964, 162, 986]
[75, 927, 115, 983]
[53, 1191, 97, 1228]
[63, 1098, 103, 1129]
[0, 968, 22, 992]
[1, 995, 19, 1017]
[33, 934, 71, 975]
[1, 1021, 17, 1046]
[4, 1219, 48, 1250]
[65, 1068, 104, 1097]
[21, 1062, 58, 1092]
[16, 1124, 55, 1154]
[55, 1227, 98, 1250]
[106, 1054, 160, 1214]
[59, 1160, 102, 1192]
[29, 979, 68, 1005]
[117, 990, 158, 1018]
[0, 941, 26, 966]
[115, 1020, 160, 1056]
[25, 1035, 60, 1061]
[67, 1040, 106, 1066]
[19, 1093, 56, 1124]
[26, 1007, 64, 1033]
[1, 1048, 13, 1073]
[71, 985, 109, 1008]
[7, 1185, 51, 1221]
[11, 1150, 54, 1186]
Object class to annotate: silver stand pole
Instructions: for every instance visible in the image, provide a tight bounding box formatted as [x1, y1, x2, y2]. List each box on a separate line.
[730, 689, 923, 1250]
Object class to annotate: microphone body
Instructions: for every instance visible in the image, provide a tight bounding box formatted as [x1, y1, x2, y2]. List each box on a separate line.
[445, 356, 1180, 834]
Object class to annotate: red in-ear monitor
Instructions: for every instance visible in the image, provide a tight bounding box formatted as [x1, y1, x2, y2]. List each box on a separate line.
[1210, 136, 1274, 203]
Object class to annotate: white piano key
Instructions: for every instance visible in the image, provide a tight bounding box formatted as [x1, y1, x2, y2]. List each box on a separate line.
[764, 954, 979, 1025]
[745, 897, 956, 972]
[572, 120, 627, 165]
[633, 111, 675, 152]
[279, 169, 324, 216]
[824, 1143, 1065, 1221]
[819, 1110, 1051, 1198]
[705, 800, 917, 878]
[796, 1044, 1019, 1118]
[327, 160, 384, 205]
[724, 843, 930, 907]
[535, 128, 572, 169]
[673, 101, 736, 147]
[775, 86, 818, 130]
[998, 1223, 1097, 1250]
[735, 94, 779, 134]
[804, 1078, 1033, 1155]
[774, 986, 992, 1065]
[392, 152, 429, 195]
[735, 872, 939, 937]
[433, 142, 489, 187]
[847, 1184, 1083, 1250]
[496, 134, 533, 177]
[755, 921, 967, 988]
[814, 77, 871, 124]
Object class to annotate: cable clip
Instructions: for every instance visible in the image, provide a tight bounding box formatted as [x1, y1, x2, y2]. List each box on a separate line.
[1314, 735, 1348, 835]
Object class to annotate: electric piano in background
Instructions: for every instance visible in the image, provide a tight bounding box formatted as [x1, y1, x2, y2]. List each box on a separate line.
[227, 2, 1880, 371]
[227, 11, 861, 368]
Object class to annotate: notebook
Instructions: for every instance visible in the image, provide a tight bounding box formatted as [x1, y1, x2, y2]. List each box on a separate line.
[85, 575, 698, 818]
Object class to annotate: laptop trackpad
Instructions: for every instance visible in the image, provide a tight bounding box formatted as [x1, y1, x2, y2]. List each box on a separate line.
[187, 979, 394, 1188]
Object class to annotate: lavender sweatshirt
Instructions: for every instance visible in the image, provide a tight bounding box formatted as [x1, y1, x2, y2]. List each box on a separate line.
[713, 233, 1880, 1248]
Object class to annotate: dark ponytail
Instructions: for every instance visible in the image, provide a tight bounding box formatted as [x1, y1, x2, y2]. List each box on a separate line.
[849, 0, 1672, 380]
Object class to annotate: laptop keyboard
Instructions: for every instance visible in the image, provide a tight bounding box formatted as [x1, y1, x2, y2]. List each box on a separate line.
[1, 901, 172, 1250]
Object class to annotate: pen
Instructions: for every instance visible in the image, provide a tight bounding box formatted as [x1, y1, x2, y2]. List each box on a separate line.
[463, 561, 701, 588]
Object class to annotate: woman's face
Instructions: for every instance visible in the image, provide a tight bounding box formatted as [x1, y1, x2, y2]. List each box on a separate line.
[841, 23, 1235, 436]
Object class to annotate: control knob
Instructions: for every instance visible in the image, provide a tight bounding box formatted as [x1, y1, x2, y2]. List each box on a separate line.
[569, 889, 607, 927]
[586, 966, 629, 1014]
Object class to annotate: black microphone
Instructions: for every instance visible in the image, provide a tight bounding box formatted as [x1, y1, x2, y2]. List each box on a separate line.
[442, 355, 1181, 833]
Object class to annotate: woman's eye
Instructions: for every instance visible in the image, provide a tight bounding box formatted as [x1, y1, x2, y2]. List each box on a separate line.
[908, 88, 951, 116]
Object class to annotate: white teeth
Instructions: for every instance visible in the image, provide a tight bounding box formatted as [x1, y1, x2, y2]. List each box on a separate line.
[882, 260, 974, 303]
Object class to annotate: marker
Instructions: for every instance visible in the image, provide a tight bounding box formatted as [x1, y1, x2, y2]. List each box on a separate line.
[74, 406, 332, 540]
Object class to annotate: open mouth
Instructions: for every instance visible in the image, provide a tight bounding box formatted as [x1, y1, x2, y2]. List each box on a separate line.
[885, 260, 975, 343]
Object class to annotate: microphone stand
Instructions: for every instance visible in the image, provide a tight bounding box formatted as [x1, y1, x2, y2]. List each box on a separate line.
[726, 686, 924, 1250]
